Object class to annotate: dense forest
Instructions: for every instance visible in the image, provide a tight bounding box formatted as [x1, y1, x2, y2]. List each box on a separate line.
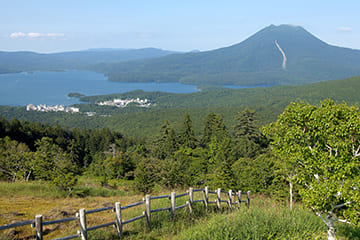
[0, 109, 283, 196]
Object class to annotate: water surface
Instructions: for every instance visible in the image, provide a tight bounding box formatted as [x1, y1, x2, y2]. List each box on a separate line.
[0, 70, 199, 106]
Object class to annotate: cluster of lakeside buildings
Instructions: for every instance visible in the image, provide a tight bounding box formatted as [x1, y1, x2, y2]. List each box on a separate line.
[97, 98, 151, 108]
[25, 98, 150, 115]
[26, 104, 79, 113]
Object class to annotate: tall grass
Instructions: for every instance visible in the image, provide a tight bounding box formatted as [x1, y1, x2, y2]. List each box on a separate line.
[0, 179, 127, 199]
[0, 181, 66, 198]
[87, 196, 330, 240]
[171, 197, 327, 240]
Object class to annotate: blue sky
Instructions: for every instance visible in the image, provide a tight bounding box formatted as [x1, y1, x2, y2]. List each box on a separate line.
[1, 0, 359, 53]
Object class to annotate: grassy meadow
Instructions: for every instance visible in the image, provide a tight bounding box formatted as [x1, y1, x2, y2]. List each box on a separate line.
[0, 180, 359, 240]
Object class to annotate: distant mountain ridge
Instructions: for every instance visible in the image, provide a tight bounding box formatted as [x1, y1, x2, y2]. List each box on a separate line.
[1, 24, 360, 86]
[95, 24, 360, 85]
[0, 48, 177, 74]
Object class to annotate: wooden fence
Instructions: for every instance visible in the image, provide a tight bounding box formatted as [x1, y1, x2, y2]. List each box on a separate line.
[0, 187, 250, 240]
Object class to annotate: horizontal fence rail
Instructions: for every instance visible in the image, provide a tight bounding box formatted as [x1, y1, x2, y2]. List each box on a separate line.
[0, 187, 250, 240]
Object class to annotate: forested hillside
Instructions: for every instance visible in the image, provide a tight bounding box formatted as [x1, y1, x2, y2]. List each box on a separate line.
[1, 75, 360, 137]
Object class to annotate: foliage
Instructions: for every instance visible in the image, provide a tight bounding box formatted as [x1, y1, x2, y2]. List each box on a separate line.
[0, 136, 32, 181]
[149, 120, 178, 160]
[232, 108, 268, 159]
[134, 157, 161, 194]
[233, 153, 281, 195]
[264, 99, 360, 239]
[178, 113, 198, 149]
[33, 137, 78, 191]
[201, 113, 229, 146]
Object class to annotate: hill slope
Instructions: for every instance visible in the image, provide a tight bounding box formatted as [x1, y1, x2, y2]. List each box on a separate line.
[0, 48, 177, 74]
[95, 24, 360, 85]
[2, 75, 360, 137]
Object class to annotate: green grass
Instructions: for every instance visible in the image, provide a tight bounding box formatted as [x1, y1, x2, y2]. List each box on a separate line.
[174, 198, 326, 240]
[0, 181, 67, 199]
[96, 196, 360, 240]
[1, 182, 359, 239]
[0, 178, 128, 199]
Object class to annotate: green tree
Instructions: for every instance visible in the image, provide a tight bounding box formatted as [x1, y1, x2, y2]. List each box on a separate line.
[134, 157, 161, 194]
[0, 137, 33, 181]
[264, 100, 360, 240]
[161, 153, 191, 188]
[150, 120, 178, 160]
[206, 136, 234, 189]
[232, 108, 267, 159]
[173, 146, 208, 187]
[201, 113, 229, 147]
[232, 153, 281, 195]
[33, 137, 77, 192]
[178, 113, 198, 149]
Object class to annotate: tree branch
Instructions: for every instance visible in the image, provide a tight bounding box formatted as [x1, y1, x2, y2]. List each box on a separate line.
[335, 218, 351, 224]
[353, 145, 360, 159]
[312, 208, 328, 226]
[326, 144, 332, 157]
[333, 202, 352, 209]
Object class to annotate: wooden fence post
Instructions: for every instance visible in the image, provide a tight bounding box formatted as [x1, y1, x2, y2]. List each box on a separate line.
[115, 202, 122, 237]
[237, 190, 242, 207]
[204, 186, 209, 209]
[35, 215, 43, 240]
[188, 187, 193, 213]
[171, 192, 176, 220]
[217, 188, 221, 209]
[247, 191, 251, 208]
[145, 195, 151, 228]
[79, 208, 87, 240]
[228, 190, 232, 208]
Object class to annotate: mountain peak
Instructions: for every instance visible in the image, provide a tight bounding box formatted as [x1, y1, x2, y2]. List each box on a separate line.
[241, 23, 326, 48]
[259, 24, 308, 34]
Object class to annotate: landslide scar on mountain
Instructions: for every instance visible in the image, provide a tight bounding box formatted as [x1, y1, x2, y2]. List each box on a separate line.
[275, 40, 287, 70]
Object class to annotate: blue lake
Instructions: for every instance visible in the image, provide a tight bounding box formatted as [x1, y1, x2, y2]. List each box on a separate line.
[0, 70, 201, 106]
[0, 70, 271, 106]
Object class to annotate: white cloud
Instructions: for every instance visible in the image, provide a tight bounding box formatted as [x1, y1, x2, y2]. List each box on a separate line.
[10, 32, 27, 38]
[28, 32, 43, 38]
[338, 27, 352, 32]
[9, 32, 66, 39]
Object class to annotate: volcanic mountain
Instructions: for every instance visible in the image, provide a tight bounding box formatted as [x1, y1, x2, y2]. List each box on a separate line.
[96, 24, 360, 85]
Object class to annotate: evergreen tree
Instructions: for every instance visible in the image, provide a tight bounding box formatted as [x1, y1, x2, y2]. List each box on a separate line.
[232, 108, 268, 159]
[201, 113, 228, 147]
[150, 120, 178, 160]
[206, 136, 235, 189]
[178, 113, 198, 149]
[134, 157, 161, 194]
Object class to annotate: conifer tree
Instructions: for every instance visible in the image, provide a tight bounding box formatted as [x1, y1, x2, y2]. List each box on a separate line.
[150, 120, 178, 160]
[179, 113, 198, 149]
[232, 108, 267, 159]
[201, 113, 228, 147]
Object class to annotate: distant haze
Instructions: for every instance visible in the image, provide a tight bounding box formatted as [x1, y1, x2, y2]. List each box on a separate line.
[0, 1, 359, 53]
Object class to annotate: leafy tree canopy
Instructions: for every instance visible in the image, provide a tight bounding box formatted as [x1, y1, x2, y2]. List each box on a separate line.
[264, 99, 360, 239]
